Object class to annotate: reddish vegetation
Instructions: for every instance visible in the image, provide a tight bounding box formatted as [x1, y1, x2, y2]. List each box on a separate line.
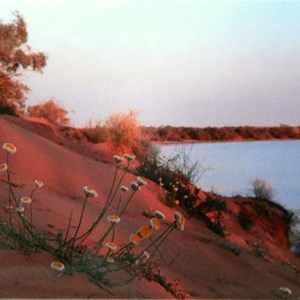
[143, 125, 300, 143]
[0, 115, 299, 299]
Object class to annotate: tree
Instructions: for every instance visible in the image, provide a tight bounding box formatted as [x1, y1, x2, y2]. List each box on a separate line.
[0, 12, 47, 114]
[27, 99, 70, 125]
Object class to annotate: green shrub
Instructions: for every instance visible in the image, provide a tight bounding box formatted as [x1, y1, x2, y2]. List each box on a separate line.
[206, 221, 225, 237]
[238, 210, 254, 230]
[196, 197, 227, 237]
[137, 146, 199, 209]
[251, 241, 266, 258]
[199, 197, 227, 214]
[289, 211, 300, 256]
[0, 103, 18, 116]
[221, 241, 243, 256]
[251, 178, 274, 201]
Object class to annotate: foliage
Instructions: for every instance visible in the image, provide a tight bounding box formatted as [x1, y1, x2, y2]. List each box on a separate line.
[137, 146, 200, 208]
[206, 221, 225, 237]
[83, 119, 109, 143]
[142, 125, 300, 142]
[199, 197, 227, 214]
[0, 13, 47, 114]
[0, 144, 185, 288]
[196, 197, 227, 237]
[251, 178, 274, 201]
[105, 110, 141, 149]
[237, 210, 254, 230]
[251, 241, 267, 258]
[137, 147, 228, 236]
[289, 210, 300, 256]
[0, 103, 18, 116]
[27, 98, 70, 125]
[221, 240, 243, 256]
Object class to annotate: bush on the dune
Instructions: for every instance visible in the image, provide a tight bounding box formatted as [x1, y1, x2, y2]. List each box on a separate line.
[27, 98, 70, 125]
[0, 103, 18, 116]
[83, 119, 109, 143]
[251, 178, 274, 202]
[237, 210, 254, 230]
[105, 110, 141, 149]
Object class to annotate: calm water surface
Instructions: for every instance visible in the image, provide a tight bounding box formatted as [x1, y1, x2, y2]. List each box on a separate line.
[159, 140, 300, 210]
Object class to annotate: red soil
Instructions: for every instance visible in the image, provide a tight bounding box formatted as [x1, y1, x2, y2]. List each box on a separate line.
[0, 115, 299, 299]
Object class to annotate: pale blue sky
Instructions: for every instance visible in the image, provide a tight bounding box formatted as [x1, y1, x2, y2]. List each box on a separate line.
[1, 0, 300, 127]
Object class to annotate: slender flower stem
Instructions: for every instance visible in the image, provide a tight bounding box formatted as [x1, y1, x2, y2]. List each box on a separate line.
[135, 222, 176, 262]
[104, 165, 118, 210]
[148, 225, 176, 261]
[103, 248, 112, 262]
[94, 224, 114, 254]
[119, 190, 137, 217]
[69, 195, 89, 264]
[6, 153, 12, 226]
[75, 162, 130, 243]
[29, 187, 38, 231]
[115, 196, 122, 214]
[111, 225, 116, 243]
[6, 153, 18, 226]
[63, 203, 75, 247]
[105, 162, 129, 210]
[18, 212, 22, 233]
[111, 242, 133, 258]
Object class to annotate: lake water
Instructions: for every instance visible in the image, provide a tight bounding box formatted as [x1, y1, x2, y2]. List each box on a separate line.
[159, 140, 300, 211]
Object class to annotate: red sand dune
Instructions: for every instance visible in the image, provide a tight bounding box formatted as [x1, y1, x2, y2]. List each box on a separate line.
[0, 115, 299, 299]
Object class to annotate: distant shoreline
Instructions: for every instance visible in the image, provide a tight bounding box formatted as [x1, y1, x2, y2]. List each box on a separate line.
[144, 125, 300, 145]
[152, 137, 300, 145]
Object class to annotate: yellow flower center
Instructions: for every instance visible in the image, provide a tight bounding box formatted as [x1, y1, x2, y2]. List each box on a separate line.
[0, 163, 8, 172]
[2, 143, 17, 154]
[107, 215, 121, 224]
[20, 196, 32, 204]
[51, 261, 65, 272]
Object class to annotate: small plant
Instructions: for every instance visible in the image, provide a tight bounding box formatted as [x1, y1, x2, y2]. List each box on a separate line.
[251, 240, 266, 258]
[289, 210, 300, 256]
[237, 210, 254, 230]
[251, 178, 274, 201]
[196, 197, 227, 237]
[137, 146, 204, 213]
[83, 119, 109, 143]
[105, 110, 141, 150]
[221, 241, 243, 256]
[0, 103, 18, 116]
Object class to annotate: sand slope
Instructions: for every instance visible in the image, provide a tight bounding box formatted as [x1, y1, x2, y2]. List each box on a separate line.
[0, 115, 299, 299]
